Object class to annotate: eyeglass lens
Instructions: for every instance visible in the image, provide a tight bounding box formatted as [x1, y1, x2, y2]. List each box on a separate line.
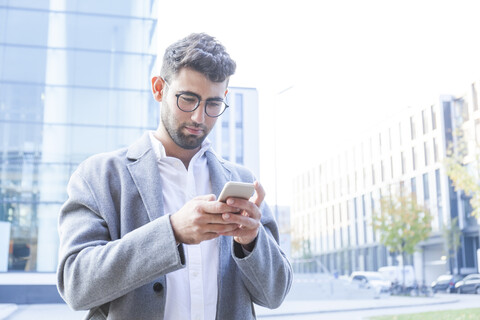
[177, 93, 227, 117]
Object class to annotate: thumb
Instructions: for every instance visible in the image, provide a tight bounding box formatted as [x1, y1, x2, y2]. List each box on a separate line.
[251, 181, 265, 208]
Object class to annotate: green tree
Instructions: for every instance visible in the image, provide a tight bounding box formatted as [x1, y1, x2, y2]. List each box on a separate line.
[372, 192, 433, 289]
[444, 128, 480, 219]
[442, 217, 462, 275]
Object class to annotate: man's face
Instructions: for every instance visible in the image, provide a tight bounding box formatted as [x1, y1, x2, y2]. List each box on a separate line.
[158, 68, 228, 150]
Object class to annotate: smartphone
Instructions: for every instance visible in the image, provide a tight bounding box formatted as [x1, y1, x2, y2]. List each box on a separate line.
[218, 181, 255, 203]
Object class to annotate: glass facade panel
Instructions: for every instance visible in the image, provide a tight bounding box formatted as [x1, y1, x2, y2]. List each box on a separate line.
[410, 116, 416, 140]
[1, 46, 48, 83]
[0, 1, 50, 10]
[0, 8, 49, 46]
[473, 83, 479, 111]
[435, 169, 443, 229]
[0, 2, 157, 272]
[235, 93, 244, 163]
[431, 105, 437, 130]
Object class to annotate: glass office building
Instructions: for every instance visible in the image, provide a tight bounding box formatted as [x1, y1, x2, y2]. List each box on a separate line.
[0, 1, 158, 275]
[292, 84, 480, 284]
[0, 2, 259, 303]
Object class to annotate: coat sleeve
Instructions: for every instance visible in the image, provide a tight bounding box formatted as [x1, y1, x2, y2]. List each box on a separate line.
[56, 169, 185, 310]
[231, 201, 293, 309]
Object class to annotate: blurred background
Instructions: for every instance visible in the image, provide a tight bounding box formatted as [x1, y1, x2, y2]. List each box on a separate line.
[1, 0, 480, 318]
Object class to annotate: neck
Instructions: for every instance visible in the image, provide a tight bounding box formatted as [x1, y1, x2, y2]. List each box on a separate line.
[153, 128, 199, 168]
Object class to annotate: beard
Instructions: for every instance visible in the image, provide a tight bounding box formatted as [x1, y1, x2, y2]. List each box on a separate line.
[161, 102, 211, 150]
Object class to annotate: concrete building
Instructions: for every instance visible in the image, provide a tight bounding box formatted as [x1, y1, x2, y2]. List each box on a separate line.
[0, 1, 259, 303]
[291, 81, 480, 285]
[210, 86, 260, 179]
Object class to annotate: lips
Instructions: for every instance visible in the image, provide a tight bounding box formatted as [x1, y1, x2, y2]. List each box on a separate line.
[184, 125, 204, 135]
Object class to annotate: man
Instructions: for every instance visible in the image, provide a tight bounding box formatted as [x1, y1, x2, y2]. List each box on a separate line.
[57, 33, 292, 320]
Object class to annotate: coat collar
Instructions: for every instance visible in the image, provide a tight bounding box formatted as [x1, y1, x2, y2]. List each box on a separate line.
[125, 132, 233, 221]
[126, 132, 165, 221]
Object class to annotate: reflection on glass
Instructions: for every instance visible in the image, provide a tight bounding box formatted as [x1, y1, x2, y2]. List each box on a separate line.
[0, 2, 157, 272]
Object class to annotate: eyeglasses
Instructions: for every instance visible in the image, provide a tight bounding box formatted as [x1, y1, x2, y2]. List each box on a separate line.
[164, 80, 229, 118]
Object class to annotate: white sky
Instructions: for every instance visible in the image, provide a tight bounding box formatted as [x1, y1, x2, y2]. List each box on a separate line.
[156, 0, 480, 206]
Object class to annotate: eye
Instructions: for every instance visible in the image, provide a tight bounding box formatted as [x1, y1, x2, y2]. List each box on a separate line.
[179, 94, 198, 104]
[207, 100, 223, 108]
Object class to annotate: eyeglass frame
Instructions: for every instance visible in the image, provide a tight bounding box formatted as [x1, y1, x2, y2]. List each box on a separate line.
[163, 79, 229, 118]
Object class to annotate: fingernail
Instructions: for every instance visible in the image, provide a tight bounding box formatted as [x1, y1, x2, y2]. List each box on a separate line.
[223, 213, 230, 219]
[227, 199, 234, 205]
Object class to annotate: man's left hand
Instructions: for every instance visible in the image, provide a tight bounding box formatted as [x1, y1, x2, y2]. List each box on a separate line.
[220, 181, 265, 251]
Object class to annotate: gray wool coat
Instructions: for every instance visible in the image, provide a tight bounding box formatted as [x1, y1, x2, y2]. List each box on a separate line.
[56, 132, 292, 320]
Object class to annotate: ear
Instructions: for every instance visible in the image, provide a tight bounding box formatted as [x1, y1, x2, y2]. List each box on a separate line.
[151, 76, 165, 102]
[224, 89, 228, 97]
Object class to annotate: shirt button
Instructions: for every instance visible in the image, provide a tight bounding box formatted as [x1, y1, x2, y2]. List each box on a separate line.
[153, 282, 163, 293]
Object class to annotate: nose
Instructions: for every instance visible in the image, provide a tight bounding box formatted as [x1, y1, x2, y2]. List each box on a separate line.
[191, 102, 206, 123]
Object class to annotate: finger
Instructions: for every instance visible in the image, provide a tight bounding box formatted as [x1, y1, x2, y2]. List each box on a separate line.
[251, 181, 265, 208]
[201, 232, 221, 242]
[194, 194, 216, 201]
[205, 223, 240, 234]
[200, 199, 240, 215]
[203, 212, 241, 225]
[226, 198, 261, 220]
[222, 212, 259, 229]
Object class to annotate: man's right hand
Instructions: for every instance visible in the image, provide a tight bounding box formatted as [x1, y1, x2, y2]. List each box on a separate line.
[169, 194, 240, 244]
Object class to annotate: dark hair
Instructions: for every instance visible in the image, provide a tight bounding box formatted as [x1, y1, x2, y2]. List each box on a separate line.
[160, 33, 236, 83]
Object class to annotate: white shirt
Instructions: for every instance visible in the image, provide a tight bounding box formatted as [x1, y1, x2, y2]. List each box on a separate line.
[149, 132, 219, 320]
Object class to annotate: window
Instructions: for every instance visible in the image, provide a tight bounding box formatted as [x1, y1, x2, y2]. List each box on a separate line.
[401, 152, 406, 174]
[435, 169, 443, 228]
[473, 83, 479, 111]
[363, 167, 366, 188]
[422, 109, 428, 134]
[410, 116, 416, 140]
[423, 173, 430, 201]
[234, 93, 244, 163]
[235, 127, 243, 163]
[412, 147, 416, 170]
[361, 195, 367, 243]
[380, 160, 385, 182]
[411, 177, 417, 198]
[462, 99, 470, 122]
[390, 156, 394, 178]
[221, 122, 230, 161]
[0, 3, 157, 272]
[371, 164, 375, 185]
[433, 138, 439, 162]
[378, 133, 382, 154]
[431, 105, 437, 130]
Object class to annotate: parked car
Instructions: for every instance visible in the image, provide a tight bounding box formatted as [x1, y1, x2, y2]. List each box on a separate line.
[378, 265, 416, 294]
[455, 273, 480, 294]
[431, 274, 464, 293]
[350, 271, 392, 295]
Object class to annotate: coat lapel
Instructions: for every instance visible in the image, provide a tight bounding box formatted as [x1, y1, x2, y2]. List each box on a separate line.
[126, 132, 165, 221]
[205, 151, 234, 318]
[205, 150, 231, 198]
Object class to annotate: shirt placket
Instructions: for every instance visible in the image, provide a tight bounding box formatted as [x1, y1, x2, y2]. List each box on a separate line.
[187, 164, 204, 320]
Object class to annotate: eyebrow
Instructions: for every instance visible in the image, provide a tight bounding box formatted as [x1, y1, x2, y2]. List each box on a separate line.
[177, 90, 225, 101]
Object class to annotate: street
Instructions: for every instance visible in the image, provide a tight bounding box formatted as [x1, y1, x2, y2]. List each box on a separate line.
[1, 276, 479, 320]
[256, 277, 480, 320]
